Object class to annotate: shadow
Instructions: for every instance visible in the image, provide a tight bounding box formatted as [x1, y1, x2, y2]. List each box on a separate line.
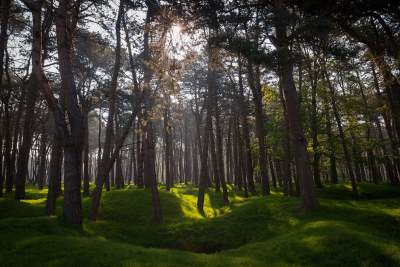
[236, 222, 400, 267]
[305, 201, 400, 242]
[318, 183, 400, 201]
[197, 206, 206, 217]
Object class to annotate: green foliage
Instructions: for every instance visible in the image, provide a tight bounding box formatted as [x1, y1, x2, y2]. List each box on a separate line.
[0, 184, 399, 266]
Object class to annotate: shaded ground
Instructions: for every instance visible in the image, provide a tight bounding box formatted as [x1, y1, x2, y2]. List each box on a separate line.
[0, 183, 399, 266]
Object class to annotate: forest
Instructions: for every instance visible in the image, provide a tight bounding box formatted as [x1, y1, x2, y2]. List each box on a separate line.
[0, 0, 400, 266]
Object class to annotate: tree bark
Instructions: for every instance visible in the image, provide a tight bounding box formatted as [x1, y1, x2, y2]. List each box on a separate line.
[89, 0, 124, 221]
[238, 58, 255, 194]
[197, 44, 216, 213]
[37, 125, 47, 190]
[46, 129, 63, 215]
[214, 95, 229, 204]
[278, 80, 294, 195]
[15, 0, 43, 199]
[82, 105, 90, 196]
[55, 0, 84, 225]
[141, 1, 162, 223]
[273, 1, 319, 210]
[247, 62, 270, 195]
[163, 97, 173, 191]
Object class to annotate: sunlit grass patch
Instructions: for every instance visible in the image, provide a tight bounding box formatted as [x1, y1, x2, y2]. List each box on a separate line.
[20, 198, 47, 205]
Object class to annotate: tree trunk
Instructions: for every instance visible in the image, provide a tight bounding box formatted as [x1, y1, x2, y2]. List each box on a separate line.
[63, 144, 82, 225]
[192, 130, 199, 185]
[309, 66, 322, 188]
[89, 0, 124, 220]
[356, 71, 382, 184]
[197, 44, 216, 213]
[0, 0, 10, 79]
[226, 119, 233, 184]
[209, 125, 220, 192]
[233, 115, 241, 190]
[46, 130, 63, 215]
[163, 99, 173, 191]
[214, 97, 229, 204]
[278, 81, 294, 196]
[82, 106, 90, 196]
[247, 62, 270, 195]
[183, 114, 192, 184]
[273, 1, 319, 210]
[114, 115, 124, 189]
[15, 6, 41, 199]
[238, 58, 255, 194]
[37, 126, 47, 190]
[323, 65, 358, 196]
[141, 1, 162, 223]
[7, 85, 25, 193]
[371, 63, 400, 184]
[136, 128, 144, 188]
[55, 0, 84, 226]
[325, 106, 338, 184]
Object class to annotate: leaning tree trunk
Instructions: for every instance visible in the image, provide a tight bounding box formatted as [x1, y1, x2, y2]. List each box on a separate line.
[341, 24, 400, 141]
[356, 71, 382, 184]
[15, 4, 41, 199]
[371, 63, 400, 184]
[89, 0, 124, 221]
[273, 1, 319, 210]
[323, 65, 358, 196]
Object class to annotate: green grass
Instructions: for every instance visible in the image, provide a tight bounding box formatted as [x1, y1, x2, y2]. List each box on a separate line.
[0, 183, 399, 266]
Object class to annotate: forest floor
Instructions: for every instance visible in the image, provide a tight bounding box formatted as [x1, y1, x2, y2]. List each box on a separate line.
[0, 183, 399, 266]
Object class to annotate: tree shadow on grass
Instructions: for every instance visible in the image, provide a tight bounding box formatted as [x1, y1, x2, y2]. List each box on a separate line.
[317, 183, 400, 201]
[306, 200, 400, 242]
[231, 221, 400, 267]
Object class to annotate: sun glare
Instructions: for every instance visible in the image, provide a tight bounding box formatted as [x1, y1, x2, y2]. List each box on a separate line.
[167, 23, 190, 60]
[171, 24, 182, 38]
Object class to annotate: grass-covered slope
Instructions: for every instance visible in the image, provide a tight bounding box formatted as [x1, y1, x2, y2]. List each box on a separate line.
[0, 183, 399, 266]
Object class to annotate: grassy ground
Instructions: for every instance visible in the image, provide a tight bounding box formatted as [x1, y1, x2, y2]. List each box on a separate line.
[0, 183, 399, 266]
